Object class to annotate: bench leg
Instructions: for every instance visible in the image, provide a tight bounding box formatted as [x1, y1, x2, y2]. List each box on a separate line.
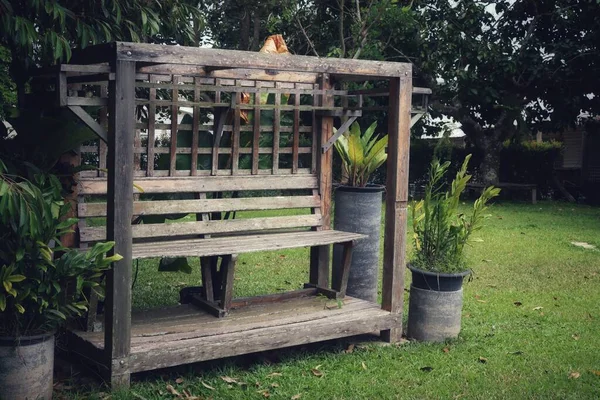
[332, 241, 354, 298]
[220, 254, 237, 313]
[310, 245, 329, 288]
[200, 257, 215, 302]
[532, 188, 537, 204]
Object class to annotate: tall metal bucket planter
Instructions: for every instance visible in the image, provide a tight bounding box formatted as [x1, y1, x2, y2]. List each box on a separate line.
[0, 332, 55, 400]
[333, 185, 384, 303]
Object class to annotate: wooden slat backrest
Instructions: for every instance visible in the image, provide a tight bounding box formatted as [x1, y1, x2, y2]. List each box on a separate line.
[75, 73, 332, 245]
[76, 174, 322, 244]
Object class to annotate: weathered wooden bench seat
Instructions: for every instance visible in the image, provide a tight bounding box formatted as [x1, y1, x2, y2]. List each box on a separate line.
[77, 175, 364, 321]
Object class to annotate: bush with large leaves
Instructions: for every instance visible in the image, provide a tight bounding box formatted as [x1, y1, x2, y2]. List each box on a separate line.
[334, 121, 388, 187]
[0, 159, 120, 336]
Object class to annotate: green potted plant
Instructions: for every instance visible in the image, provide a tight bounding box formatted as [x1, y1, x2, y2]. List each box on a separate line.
[407, 155, 500, 342]
[0, 160, 119, 400]
[332, 121, 388, 302]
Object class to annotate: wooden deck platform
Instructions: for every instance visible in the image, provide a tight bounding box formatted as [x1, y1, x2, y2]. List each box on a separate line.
[67, 295, 395, 374]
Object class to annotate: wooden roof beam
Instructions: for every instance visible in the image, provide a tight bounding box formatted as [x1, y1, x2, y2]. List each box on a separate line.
[115, 42, 411, 79]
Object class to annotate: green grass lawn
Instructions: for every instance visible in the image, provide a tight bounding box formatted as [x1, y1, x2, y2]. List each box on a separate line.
[63, 201, 600, 399]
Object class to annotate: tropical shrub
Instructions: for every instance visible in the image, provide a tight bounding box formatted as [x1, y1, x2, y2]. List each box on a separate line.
[411, 155, 500, 273]
[334, 121, 388, 187]
[0, 160, 119, 336]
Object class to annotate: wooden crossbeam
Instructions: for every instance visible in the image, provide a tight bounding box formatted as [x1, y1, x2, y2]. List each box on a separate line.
[321, 116, 358, 153]
[68, 106, 108, 143]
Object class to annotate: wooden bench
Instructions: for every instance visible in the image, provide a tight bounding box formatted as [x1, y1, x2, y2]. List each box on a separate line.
[77, 174, 365, 324]
[467, 182, 537, 204]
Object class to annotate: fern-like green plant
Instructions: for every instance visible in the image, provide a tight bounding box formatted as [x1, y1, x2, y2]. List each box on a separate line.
[411, 155, 501, 273]
[334, 121, 388, 187]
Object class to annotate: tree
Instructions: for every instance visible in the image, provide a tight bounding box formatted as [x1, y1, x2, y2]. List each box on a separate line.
[414, 0, 600, 184]
[0, 0, 203, 107]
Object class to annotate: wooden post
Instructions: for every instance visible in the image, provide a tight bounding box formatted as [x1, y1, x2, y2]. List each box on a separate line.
[105, 59, 135, 387]
[310, 74, 333, 288]
[381, 74, 412, 343]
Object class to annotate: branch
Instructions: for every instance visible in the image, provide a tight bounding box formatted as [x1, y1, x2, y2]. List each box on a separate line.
[338, 0, 346, 58]
[295, 16, 319, 57]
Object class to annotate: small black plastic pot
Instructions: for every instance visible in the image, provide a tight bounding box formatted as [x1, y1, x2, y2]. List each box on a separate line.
[408, 264, 471, 292]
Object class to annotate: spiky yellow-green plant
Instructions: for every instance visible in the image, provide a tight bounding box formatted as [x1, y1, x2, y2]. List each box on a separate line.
[411, 155, 501, 273]
[334, 121, 388, 187]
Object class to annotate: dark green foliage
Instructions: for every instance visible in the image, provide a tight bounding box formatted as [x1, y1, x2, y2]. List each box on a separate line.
[0, 159, 119, 336]
[411, 155, 500, 273]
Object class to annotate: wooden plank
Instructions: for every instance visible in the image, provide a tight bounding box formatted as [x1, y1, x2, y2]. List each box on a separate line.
[74, 296, 373, 345]
[311, 86, 318, 173]
[78, 195, 320, 217]
[105, 59, 135, 387]
[190, 77, 200, 174]
[231, 288, 317, 308]
[80, 215, 324, 242]
[128, 230, 365, 260]
[381, 75, 412, 344]
[127, 306, 395, 372]
[292, 90, 300, 174]
[190, 295, 226, 318]
[211, 79, 223, 175]
[252, 82, 260, 175]
[66, 97, 108, 106]
[137, 64, 319, 83]
[313, 74, 334, 288]
[170, 75, 179, 176]
[116, 42, 411, 78]
[128, 168, 312, 178]
[232, 89, 241, 174]
[98, 85, 108, 178]
[78, 174, 318, 194]
[146, 75, 157, 177]
[272, 85, 281, 174]
[57, 72, 67, 107]
[67, 105, 108, 143]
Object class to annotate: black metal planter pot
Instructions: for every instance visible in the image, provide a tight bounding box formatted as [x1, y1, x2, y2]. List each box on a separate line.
[0, 332, 55, 400]
[332, 185, 384, 303]
[406, 265, 471, 342]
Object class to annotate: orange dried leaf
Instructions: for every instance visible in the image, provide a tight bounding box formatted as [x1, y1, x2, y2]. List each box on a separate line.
[201, 381, 215, 390]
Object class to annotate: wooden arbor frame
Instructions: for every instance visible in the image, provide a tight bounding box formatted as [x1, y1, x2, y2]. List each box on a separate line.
[46, 42, 417, 387]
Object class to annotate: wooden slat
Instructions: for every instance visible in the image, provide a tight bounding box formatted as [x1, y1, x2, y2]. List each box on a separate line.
[311, 86, 318, 173]
[134, 81, 344, 95]
[130, 168, 312, 178]
[272, 86, 281, 174]
[190, 77, 200, 174]
[105, 59, 135, 387]
[312, 74, 334, 288]
[116, 42, 412, 78]
[127, 230, 365, 260]
[98, 85, 108, 177]
[80, 215, 324, 242]
[232, 89, 241, 174]
[66, 97, 107, 106]
[78, 195, 321, 217]
[381, 75, 412, 344]
[169, 75, 179, 176]
[78, 174, 318, 194]
[211, 79, 222, 175]
[136, 64, 320, 83]
[127, 304, 394, 372]
[252, 82, 260, 175]
[292, 90, 300, 174]
[146, 75, 157, 177]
